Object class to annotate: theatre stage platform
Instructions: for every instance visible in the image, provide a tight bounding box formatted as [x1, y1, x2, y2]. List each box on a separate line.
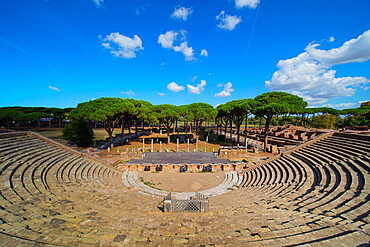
[129, 152, 232, 164]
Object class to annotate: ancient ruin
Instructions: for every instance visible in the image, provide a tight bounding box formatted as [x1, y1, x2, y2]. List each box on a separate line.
[0, 129, 369, 246]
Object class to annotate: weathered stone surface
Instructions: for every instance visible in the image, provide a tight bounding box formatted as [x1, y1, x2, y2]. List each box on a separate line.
[0, 132, 369, 246]
[113, 234, 127, 242]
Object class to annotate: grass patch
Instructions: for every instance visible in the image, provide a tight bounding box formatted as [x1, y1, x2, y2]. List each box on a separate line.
[140, 177, 162, 190]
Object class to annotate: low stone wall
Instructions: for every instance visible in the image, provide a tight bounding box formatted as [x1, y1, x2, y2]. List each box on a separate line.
[0, 131, 27, 139]
[334, 132, 370, 141]
[117, 163, 245, 172]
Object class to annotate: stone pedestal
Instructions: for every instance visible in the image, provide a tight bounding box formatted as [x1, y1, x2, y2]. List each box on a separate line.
[188, 164, 198, 172]
[137, 165, 144, 172]
[223, 164, 233, 171]
[213, 164, 222, 171]
[235, 164, 244, 171]
[130, 165, 138, 171]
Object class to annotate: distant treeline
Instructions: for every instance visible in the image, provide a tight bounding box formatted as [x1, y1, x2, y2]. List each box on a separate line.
[0, 106, 74, 130]
[1, 99, 369, 147]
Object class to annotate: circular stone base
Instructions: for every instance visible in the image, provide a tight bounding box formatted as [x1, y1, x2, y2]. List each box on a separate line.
[137, 171, 225, 192]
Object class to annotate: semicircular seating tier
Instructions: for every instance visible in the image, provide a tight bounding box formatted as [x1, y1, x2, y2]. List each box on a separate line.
[236, 132, 370, 245]
[0, 131, 369, 246]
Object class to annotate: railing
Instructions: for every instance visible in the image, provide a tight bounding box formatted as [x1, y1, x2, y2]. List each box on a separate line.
[162, 192, 209, 212]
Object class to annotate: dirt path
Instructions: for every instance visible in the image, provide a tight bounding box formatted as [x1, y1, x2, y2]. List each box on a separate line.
[138, 171, 225, 192]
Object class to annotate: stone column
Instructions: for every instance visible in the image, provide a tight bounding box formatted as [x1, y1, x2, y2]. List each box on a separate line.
[151, 139, 153, 152]
[177, 139, 179, 152]
[160, 141, 162, 152]
[187, 139, 189, 152]
[142, 138, 145, 153]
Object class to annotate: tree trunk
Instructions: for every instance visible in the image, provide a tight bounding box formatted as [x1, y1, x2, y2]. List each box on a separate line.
[36, 119, 40, 131]
[135, 119, 138, 139]
[185, 121, 188, 140]
[142, 120, 145, 132]
[301, 114, 304, 127]
[177, 119, 180, 137]
[121, 117, 125, 146]
[190, 123, 192, 133]
[195, 120, 199, 152]
[106, 120, 114, 148]
[236, 124, 240, 143]
[276, 115, 279, 127]
[167, 126, 170, 150]
[128, 118, 131, 142]
[216, 119, 219, 135]
[264, 118, 271, 152]
[245, 115, 249, 145]
[229, 120, 232, 139]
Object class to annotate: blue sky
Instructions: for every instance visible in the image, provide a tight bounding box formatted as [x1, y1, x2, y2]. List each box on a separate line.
[1, 0, 369, 109]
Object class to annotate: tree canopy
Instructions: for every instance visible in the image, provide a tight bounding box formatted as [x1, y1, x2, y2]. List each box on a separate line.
[253, 92, 308, 151]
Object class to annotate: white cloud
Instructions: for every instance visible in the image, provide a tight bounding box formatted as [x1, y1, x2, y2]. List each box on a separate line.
[187, 80, 206, 94]
[305, 30, 370, 66]
[92, 0, 103, 7]
[167, 82, 185, 92]
[215, 82, 234, 97]
[329, 36, 335, 42]
[235, 0, 260, 9]
[158, 31, 177, 49]
[173, 41, 195, 61]
[201, 49, 208, 57]
[158, 30, 195, 61]
[266, 30, 370, 105]
[158, 92, 165, 96]
[191, 76, 198, 82]
[311, 102, 360, 110]
[216, 11, 241, 31]
[100, 32, 143, 59]
[48, 86, 60, 92]
[121, 91, 135, 97]
[171, 6, 193, 21]
[217, 83, 223, 87]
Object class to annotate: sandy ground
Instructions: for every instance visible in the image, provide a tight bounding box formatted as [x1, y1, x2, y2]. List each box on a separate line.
[138, 171, 225, 192]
